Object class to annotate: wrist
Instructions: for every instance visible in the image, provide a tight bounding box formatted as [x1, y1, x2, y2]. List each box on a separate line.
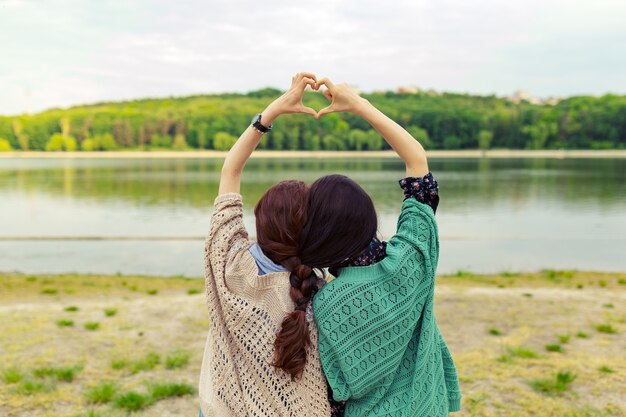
[261, 103, 282, 126]
[353, 97, 372, 117]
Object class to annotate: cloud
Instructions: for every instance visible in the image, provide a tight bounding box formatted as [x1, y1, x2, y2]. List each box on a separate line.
[0, 0, 624, 114]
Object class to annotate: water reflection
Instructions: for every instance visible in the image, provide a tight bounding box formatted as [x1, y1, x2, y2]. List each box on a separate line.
[0, 157, 624, 275]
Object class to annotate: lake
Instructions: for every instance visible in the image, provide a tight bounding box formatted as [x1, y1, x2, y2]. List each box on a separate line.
[0, 156, 624, 276]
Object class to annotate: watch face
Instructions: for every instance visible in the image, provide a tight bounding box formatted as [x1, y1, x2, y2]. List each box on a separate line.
[251, 113, 260, 124]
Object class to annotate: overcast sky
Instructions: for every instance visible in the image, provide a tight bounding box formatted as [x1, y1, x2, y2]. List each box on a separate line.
[0, 0, 625, 115]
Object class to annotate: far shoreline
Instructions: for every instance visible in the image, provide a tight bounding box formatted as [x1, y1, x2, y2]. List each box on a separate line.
[1, 149, 625, 159]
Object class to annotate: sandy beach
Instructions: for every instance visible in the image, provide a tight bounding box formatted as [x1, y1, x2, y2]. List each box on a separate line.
[0, 271, 624, 417]
[1, 149, 626, 159]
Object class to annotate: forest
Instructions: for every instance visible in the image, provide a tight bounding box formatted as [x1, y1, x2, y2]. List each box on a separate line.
[0, 88, 624, 151]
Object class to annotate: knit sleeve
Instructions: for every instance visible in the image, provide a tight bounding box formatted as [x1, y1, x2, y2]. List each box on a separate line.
[314, 199, 440, 402]
[204, 193, 249, 283]
[388, 197, 439, 269]
[439, 332, 462, 412]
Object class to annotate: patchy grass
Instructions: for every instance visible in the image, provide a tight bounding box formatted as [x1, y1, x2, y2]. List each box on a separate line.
[64, 305, 79, 312]
[84, 322, 100, 331]
[41, 288, 58, 295]
[56, 319, 74, 327]
[1, 270, 624, 417]
[545, 344, 563, 353]
[33, 365, 81, 382]
[84, 382, 118, 404]
[104, 308, 117, 317]
[187, 288, 201, 295]
[602, 303, 614, 309]
[147, 381, 194, 400]
[529, 371, 576, 395]
[594, 323, 618, 334]
[165, 350, 191, 369]
[598, 366, 614, 374]
[507, 346, 540, 359]
[146, 289, 159, 295]
[114, 391, 153, 411]
[557, 334, 570, 344]
[1, 367, 23, 384]
[15, 379, 53, 395]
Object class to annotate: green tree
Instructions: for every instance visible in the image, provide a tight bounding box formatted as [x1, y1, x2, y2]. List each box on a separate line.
[522, 122, 558, 150]
[45, 133, 77, 151]
[406, 126, 432, 149]
[12, 120, 29, 150]
[478, 130, 494, 150]
[173, 133, 187, 150]
[213, 132, 238, 150]
[0, 137, 13, 151]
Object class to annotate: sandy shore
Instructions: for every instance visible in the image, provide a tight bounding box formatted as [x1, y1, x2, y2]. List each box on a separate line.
[1, 149, 626, 159]
[0, 271, 625, 417]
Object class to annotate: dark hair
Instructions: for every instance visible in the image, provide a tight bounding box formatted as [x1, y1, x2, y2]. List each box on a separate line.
[254, 180, 318, 381]
[300, 174, 378, 270]
[255, 175, 378, 381]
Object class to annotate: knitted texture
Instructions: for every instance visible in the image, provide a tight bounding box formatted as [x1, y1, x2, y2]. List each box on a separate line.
[313, 199, 462, 416]
[200, 193, 331, 417]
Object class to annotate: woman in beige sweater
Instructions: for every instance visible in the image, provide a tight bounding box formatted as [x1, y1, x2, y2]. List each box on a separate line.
[200, 72, 332, 417]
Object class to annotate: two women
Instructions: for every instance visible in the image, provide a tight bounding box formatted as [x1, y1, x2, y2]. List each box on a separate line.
[200, 72, 461, 416]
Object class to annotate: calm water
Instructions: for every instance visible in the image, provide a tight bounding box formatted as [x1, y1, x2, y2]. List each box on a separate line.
[0, 157, 625, 276]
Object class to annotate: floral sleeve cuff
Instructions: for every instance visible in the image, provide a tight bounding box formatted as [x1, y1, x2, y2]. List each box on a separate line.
[399, 172, 439, 214]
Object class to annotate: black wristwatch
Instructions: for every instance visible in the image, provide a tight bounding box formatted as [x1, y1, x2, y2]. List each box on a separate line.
[251, 113, 272, 134]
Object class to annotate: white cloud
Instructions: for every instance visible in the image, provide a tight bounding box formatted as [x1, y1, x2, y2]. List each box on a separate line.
[0, 0, 624, 114]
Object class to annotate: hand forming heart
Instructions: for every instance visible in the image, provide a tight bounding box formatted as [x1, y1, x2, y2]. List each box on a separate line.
[262, 72, 368, 124]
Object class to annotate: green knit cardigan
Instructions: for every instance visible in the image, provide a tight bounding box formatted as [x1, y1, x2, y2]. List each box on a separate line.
[313, 199, 462, 416]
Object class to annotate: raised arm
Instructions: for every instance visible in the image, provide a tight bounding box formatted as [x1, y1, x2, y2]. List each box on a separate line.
[316, 78, 429, 177]
[219, 72, 319, 195]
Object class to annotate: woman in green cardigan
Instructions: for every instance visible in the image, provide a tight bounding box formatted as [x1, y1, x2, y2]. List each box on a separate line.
[305, 78, 463, 416]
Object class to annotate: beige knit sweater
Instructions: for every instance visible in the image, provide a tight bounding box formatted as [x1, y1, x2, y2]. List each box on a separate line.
[200, 193, 331, 417]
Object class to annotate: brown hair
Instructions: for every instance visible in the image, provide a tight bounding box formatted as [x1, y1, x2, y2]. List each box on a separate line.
[256, 175, 378, 381]
[254, 180, 317, 381]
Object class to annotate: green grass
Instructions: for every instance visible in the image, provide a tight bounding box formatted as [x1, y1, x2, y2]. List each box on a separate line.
[56, 319, 74, 327]
[1, 367, 22, 384]
[146, 289, 159, 295]
[33, 366, 81, 382]
[618, 278, 626, 285]
[15, 379, 53, 395]
[165, 350, 191, 369]
[558, 334, 570, 344]
[488, 328, 502, 336]
[598, 366, 614, 374]
[187, 288, 201, 295]
[84, 382, 118, 404]
[602, 303, 614, 309]
[114, 391, 153, 411]
[545, 344, 563, 353]
[594, 323, 617, 334]
[454, 270, 475, 278]
[507, 346, 540, 359]
[25, 275, 37, 282]
[147, 382, 194, 400]
[41, 288, 58, 295]
[84, 322, 100, 331]
[522, 293, 533, 298]
[131, 352, 160, 374]
[111, 359, 127, 370]
[64, 305, 79, 312]
[576, 331, 590, 339]
[529, 371, 576, 395]
[104, 308, 117, 317]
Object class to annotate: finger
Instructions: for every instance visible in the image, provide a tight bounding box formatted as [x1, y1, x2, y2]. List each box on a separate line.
[297, 72, 317, 82]
[317, 77, 335, 92]
[316, 105, 335, 118]
[322, 89, 332, 101]
[299, 106, 318, 117]
[299, 77, 316, 89]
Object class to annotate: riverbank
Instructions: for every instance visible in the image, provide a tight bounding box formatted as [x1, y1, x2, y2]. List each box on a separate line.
[0, 271, 624, 417]
[1, 149, 626, 159]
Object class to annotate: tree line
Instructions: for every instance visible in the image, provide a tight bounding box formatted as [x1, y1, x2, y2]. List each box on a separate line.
[0, 88, 624, 152]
